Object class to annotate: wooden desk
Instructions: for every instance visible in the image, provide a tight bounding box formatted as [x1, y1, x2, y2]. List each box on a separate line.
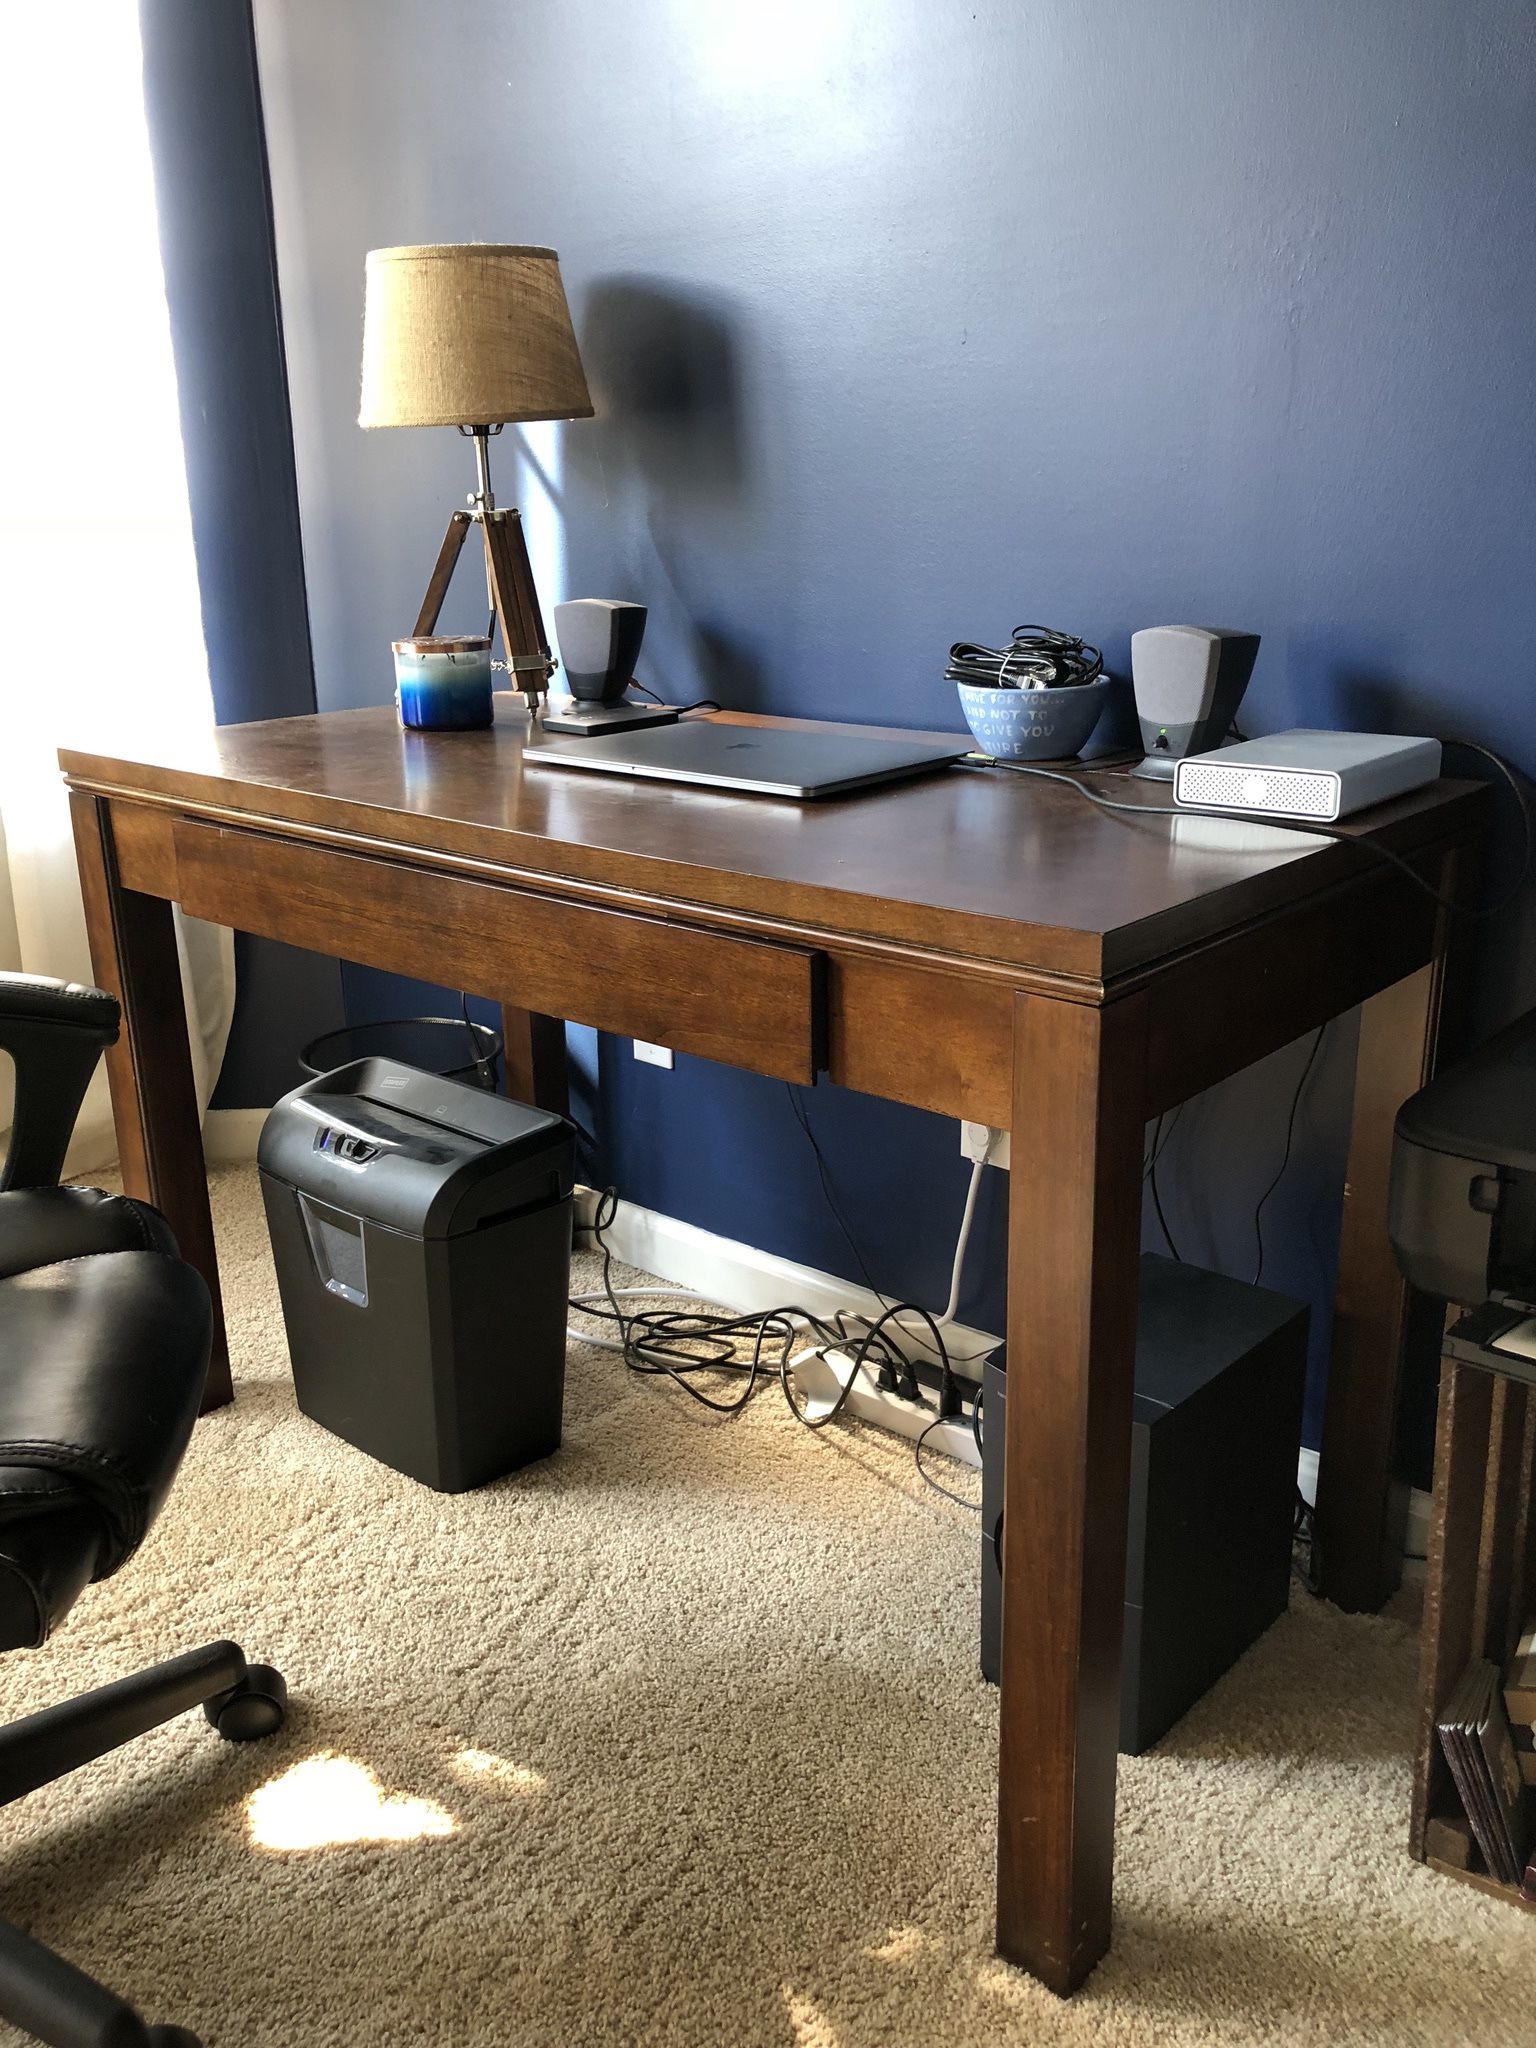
[62, 702, 1484, 1994]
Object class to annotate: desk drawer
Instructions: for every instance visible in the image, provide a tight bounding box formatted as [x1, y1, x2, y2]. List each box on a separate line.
[173, 823, 825, 1083]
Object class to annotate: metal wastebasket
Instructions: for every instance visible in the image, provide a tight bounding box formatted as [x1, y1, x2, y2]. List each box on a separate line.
[299, 1016, 501, 1090]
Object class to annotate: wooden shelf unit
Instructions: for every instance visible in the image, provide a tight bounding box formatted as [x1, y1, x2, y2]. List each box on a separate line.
[1412, 1352, 1536, 1908]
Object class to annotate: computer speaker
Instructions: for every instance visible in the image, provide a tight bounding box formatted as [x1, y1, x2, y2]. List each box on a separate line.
[552, 599, 648, 704]
[1130, 626, 1260, 780]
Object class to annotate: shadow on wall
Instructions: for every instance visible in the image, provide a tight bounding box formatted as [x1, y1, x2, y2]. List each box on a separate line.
[581, 277, 747, 499]
[563, 276, 769, 711]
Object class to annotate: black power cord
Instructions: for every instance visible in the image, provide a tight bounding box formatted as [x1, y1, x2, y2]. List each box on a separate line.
[782, 1084, 888, 1302]
[1252, 1026, 1327, 1287]
[1143, 1026, 1330, 1286]
[1144, 1103, 1183, 1180]
[781, 1096, 982, 1505]
[626, 679, 723, 715]
[457, 991, 498, 1088]
[1147, 1112, 1183, 1263]
[574, 1191, 979, 1503]
[914, 1413, 977, 1508]
[577, 1190, 877, 1414]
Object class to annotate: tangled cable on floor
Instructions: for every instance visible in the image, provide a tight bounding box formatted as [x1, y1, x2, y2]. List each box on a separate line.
[568, 1189, 982, 1506]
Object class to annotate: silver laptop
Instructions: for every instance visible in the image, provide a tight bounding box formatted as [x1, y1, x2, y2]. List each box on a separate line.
[523, 721, 969, 798]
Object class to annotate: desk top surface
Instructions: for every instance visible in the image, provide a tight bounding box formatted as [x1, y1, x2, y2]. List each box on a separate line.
[61, 702, 1484, 982]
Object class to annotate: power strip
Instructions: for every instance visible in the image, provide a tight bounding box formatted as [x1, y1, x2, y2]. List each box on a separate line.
[787, 1346, 980, 1469]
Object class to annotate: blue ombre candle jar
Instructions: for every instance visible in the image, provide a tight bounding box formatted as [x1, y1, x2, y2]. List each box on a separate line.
[392, 634, 494, 730]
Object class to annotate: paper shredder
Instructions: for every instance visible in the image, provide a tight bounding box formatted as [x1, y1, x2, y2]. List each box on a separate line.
[259, 1057, 575, 1491]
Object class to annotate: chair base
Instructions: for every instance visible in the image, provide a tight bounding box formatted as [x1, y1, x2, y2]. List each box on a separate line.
[0, 1641, 287, 2048]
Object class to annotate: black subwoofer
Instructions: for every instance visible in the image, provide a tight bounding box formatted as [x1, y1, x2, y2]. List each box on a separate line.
[981, 1254, 1308, 1752]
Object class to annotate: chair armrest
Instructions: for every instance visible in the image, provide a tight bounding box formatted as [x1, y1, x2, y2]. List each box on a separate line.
[0, 974, 121, 1192]
[0, 973, 119, 1037]
[0, 1250, 209, 1606]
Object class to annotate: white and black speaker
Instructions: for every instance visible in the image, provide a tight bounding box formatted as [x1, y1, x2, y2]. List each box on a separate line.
[1130, 625, 1260, 780]
[552, 598, 648, 704]
[544, 599, 680, 736]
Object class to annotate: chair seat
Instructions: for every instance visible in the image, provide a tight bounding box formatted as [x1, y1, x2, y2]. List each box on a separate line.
[0, 1239, 210, 1649]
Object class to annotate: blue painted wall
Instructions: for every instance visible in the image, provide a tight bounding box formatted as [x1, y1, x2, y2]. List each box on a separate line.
[251, 0, 1535, 1472]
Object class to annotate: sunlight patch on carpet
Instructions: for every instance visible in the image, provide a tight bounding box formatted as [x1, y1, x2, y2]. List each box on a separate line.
[247, 1753, 456, 1851]
[867, 1924, 931, 1965]
[451, 1747, 547, 1794]
[781, 1987, 843, 2047]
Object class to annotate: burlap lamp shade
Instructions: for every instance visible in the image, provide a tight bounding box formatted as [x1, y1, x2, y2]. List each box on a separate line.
[359, 244, 593, 429]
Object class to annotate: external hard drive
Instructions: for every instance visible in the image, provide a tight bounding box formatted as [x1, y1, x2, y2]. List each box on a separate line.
[1174, 730, 1440, 822]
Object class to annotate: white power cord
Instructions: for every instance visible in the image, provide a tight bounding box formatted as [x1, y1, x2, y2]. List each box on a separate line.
[568, 1285, 712, 1362]
[940, 1145, 989, 1325]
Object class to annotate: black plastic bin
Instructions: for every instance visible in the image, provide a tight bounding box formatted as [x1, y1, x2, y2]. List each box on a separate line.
[299, 1017, 501, 1090]
[258, 1056, 574, 1491]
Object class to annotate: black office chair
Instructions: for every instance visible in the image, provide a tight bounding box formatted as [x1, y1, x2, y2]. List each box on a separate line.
[0, 971, 287, 2048]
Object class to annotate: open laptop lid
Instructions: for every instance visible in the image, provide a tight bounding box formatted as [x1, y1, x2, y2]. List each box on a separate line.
[523, 721, 970, 798]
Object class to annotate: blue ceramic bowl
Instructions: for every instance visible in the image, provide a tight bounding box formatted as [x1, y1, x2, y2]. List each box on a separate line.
[956, 676, 1112, 761]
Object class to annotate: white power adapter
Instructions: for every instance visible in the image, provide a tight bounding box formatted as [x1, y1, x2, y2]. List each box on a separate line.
[960, 1122, 1010, 1170]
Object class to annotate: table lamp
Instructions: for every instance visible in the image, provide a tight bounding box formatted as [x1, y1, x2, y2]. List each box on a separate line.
[359, 242, 594, 715]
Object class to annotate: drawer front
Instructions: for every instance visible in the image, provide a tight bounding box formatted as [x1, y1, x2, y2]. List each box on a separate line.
[173, 822, 825, 1083]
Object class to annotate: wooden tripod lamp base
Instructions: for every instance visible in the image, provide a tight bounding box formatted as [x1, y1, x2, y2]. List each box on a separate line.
[357, 242, 598, 721]
[414, 505, 555, 717]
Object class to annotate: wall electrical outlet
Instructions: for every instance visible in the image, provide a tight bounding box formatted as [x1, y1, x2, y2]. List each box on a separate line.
[960, 1122, 1010, 1169]
[633, 1040, 674, 1069]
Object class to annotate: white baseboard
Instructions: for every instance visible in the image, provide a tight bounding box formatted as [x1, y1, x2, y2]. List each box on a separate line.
[204, 1108, 267, 1164]
[63, 1106, 267, 1178]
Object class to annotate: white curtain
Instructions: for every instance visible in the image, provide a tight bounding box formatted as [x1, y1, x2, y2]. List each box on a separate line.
[0, 4, 234, 1174]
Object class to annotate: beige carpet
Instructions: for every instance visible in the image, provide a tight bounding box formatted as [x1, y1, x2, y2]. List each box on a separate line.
[0, 1167, 1529, 2047]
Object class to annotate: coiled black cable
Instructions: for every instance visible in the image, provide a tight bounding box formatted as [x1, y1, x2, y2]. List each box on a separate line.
[945, 624, 1104, 691]
[577, 1188, 912, 1416]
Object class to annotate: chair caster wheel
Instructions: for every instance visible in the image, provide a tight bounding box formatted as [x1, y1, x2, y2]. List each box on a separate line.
[147, 2027, 204, 2047]
[204, 1662, 287, 1742]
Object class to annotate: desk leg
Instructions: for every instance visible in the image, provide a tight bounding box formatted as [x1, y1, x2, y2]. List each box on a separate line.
[1316, 963, 1447, 1612]
[500, 1006, 569, 1115]
[996, 990, 1146, 1994]
[69, 792, 231, 1410]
